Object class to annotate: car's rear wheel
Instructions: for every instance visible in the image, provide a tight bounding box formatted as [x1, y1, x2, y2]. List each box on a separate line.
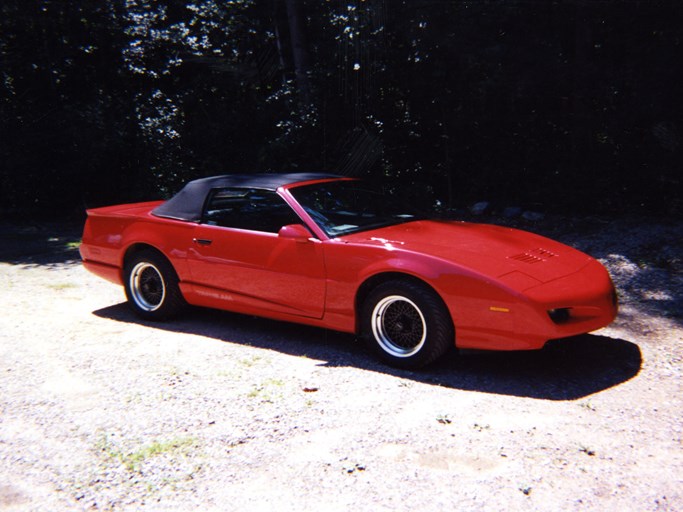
[124, 249, 185, 320]
[362, 280, 454, 368]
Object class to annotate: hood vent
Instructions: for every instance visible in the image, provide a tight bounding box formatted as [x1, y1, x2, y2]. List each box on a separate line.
[509, 248, 558, 264]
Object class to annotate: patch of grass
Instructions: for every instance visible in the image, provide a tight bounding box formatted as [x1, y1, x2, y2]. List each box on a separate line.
[217, 369, 241, 379]
[125, 439, 195, 470]
[238, 355, 262, 367]
[47, 282, 78, 291]
[98, 434, 197, 472]
[247, 378, 285, 402]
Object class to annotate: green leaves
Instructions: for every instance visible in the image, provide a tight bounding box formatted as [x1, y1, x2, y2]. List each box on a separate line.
[1, 1, 681, 217]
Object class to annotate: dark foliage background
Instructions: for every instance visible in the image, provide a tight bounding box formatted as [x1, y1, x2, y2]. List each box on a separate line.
[1, 0, 681, 219]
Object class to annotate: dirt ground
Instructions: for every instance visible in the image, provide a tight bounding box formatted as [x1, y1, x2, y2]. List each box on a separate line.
[0, 216, 681, 511]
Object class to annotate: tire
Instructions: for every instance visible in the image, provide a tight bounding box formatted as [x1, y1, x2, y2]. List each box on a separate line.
[361, 280, 454, 369]
[124, 249, 186, 321]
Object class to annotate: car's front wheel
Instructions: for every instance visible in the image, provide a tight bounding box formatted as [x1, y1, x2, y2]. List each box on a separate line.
[124, 249, 185, 321]
[362, 280, 454, 368]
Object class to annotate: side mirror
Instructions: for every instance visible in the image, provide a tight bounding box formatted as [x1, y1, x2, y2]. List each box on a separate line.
[278, 224, 313, 243]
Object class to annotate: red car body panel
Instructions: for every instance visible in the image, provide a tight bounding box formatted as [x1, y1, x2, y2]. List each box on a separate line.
[80, 177, 617, 351]
[185, 223, 327, 319]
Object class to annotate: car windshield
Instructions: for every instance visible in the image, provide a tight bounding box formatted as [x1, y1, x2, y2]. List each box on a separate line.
[290, 180, 424, 237]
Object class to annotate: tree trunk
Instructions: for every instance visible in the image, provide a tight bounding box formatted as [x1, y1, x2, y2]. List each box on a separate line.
[283, 0, 312, 106]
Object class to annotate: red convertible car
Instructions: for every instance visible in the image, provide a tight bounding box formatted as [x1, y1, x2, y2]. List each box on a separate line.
[80, 173, 617, 368]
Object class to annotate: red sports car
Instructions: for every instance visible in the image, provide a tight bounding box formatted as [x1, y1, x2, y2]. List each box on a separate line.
[80, 174, 618, 368]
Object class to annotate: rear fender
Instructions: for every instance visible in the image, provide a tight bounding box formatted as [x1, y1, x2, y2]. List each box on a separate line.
[120, 220, 195, 281]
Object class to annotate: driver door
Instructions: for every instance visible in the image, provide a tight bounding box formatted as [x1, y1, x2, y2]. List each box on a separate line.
[187, 187, 326, 318]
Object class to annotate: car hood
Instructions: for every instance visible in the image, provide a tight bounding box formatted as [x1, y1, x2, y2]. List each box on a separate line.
[340, 220, 594, 287]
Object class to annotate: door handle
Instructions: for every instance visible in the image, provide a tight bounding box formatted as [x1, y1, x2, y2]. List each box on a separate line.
[193, 238, 213, 246]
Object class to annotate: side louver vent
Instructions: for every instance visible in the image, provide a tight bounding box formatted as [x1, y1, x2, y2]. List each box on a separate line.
[509, 248, 559, 264]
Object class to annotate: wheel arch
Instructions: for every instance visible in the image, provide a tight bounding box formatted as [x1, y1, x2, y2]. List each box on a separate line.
[123, 243, 174, 274]
[354, 271, 453, 335]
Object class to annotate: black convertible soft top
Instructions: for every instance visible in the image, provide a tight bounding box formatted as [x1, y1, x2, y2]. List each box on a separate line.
[151, 173, 340, 222]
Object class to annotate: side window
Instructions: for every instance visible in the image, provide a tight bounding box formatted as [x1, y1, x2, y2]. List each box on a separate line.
[202, 188, 302, 233]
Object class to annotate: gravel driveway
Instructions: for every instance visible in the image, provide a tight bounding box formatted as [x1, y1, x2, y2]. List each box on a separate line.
[1, 217, 681, 511]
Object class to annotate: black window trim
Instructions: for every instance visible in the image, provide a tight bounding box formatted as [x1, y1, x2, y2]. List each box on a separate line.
[200, 186, 314, 236]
